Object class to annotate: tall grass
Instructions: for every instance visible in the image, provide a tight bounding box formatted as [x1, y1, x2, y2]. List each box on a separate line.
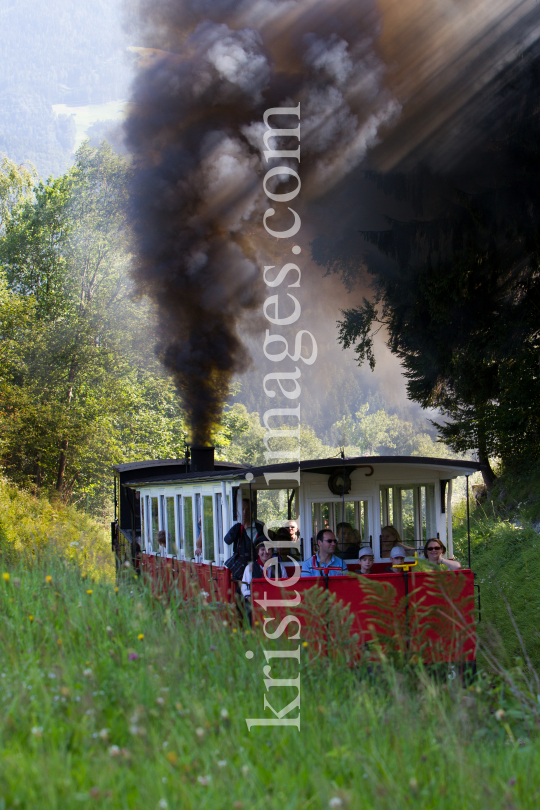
[453, 497, 540, 668]
[0, 477, 112, 580]
[1, 553, 540, 810]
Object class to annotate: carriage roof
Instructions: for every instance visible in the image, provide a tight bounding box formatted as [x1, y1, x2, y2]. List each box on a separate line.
[114, 455, 482, 487]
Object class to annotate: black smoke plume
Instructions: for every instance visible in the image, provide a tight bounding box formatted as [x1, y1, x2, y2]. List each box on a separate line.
[123, 0, 397, 444]
[124, 0, 540, 444]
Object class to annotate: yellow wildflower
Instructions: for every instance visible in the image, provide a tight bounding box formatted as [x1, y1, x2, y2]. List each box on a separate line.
[114, 587, 119, 593]
[138, 633, 144, 641]
[302, 641, 308, 647]
[45, 575, 52, 584]
[86, 589, 93, 595]
[57, 638, 63, 646]
[28, 615, 34, 622]
[2, 572, 10, 583]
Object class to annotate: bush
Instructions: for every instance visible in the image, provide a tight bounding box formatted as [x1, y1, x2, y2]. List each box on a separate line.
[0, 477, 112, 579]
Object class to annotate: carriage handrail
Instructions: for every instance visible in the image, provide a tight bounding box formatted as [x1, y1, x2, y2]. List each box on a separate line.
[391, 553, 418, 572]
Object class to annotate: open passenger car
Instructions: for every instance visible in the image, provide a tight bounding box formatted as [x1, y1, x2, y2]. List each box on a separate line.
[112, 448, 481, 669]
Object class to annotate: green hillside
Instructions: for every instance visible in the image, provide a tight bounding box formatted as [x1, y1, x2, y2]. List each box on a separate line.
[453, 470, 540, 668]
[0, 477, 111, 580]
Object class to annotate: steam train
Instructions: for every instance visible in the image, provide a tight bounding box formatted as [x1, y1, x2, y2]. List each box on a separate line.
[112, 447, 481, 669]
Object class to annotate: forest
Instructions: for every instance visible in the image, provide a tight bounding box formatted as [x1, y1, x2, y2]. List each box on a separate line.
[0, 143, 456, 517]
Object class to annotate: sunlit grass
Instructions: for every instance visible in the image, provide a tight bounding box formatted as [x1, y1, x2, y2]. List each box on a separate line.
[1, 552, 540, 810]
[0, 477, 112, 580]
[453, 498, 540, 668]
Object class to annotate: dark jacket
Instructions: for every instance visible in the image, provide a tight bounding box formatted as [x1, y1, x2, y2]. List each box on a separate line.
[224, 521, 265, 567]
[251, 557, 281, 581]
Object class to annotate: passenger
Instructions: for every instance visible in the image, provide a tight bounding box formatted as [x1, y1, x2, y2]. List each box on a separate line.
[358, 546, 374, 575]
[336, 522, 360, 559]
[156, 529, 167, 556]
[386, 545, 408, 572]
[336, 521, 353, 549]
[222, 498, 264, 573]
[195, 516, 203, 560]
[287, 520, 300, 543]
[301, 530, 348, 577]
[380, 525, 402, 556]
[424, 538, 461, 570]
[241, 538, 287, 599]
[274, 524, 301, 562]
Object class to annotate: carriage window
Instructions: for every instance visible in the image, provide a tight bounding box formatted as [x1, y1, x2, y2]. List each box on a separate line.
[203, 496, 214, 560]
[141, 497, 146, 550]
[380, 484, 437, 552]
[165, 496, 176, 554]
[311, 501, 369, 559]
[311, 501, 331, 538]
[150, 497, 159, 552]
[423, 484, 437, 540]
[214, 494, 224, 562]
[194, 494, 202, 556]
[184, 496, 194, 559]
[175, 495, 184, 558]
[334, 501, 369, 558]
[257, 489, 298, 523]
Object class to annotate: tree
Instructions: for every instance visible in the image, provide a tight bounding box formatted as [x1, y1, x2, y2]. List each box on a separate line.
[0, 143, 193, 507]
[317, 47, 540, 486]
[0, 156, 36, 232]
[0, 143, 270, 510]
[330, 405, 457, 458]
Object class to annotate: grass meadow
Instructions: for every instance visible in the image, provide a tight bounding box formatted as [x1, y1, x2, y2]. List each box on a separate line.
[1, 477, 540, 809]
[1, 553, 540, 810]
[453, 498, 540, 669]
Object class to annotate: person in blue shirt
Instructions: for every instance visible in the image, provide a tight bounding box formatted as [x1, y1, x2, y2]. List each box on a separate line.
[301, 530, 348, 577]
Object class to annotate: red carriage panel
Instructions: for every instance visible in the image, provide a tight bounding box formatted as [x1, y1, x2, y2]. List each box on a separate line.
[251, 570, 476, 664]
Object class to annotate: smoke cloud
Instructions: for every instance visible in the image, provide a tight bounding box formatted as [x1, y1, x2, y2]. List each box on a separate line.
[124, 0, 540, 444]
[124, 0, 397, 443]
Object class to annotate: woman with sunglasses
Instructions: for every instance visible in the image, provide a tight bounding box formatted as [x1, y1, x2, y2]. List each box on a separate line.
[423, 538, 461, 570]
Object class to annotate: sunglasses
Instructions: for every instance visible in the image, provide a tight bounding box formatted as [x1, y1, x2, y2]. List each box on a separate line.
[427, 546, 441, 552]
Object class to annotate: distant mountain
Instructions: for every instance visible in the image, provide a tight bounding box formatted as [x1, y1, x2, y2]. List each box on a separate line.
[0, 0, 131, 176]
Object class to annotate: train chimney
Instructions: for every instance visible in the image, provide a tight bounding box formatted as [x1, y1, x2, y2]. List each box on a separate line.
[189, 445, 215, 473]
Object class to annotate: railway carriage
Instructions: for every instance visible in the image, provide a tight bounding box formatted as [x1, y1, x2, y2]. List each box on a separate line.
[112, 447, 482, 668]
